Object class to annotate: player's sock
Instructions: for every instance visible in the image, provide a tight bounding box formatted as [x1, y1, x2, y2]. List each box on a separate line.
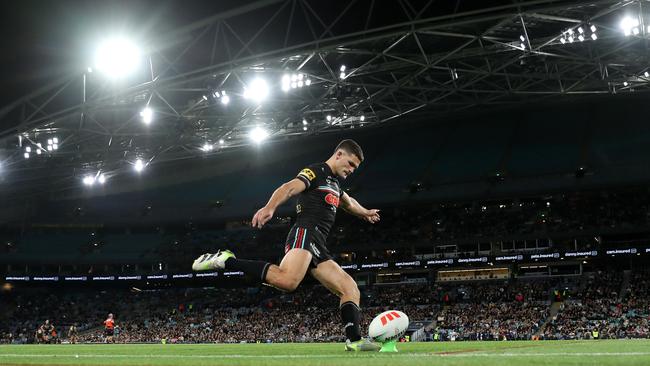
[340, 301, 362, 342]
[224, 258, 271, 283]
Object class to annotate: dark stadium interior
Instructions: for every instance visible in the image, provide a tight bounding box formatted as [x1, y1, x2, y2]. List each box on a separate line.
[2, 0, 650, 355]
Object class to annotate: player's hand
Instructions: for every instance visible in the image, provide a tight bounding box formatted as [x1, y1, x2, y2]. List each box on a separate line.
[363, 209, 380, 224]
[251, 206, 275, 228]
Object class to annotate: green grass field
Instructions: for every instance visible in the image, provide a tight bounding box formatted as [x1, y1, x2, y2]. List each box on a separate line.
[1, 340, 649, 366]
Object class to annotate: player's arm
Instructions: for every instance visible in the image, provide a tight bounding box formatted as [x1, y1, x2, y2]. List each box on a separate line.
[339, 192, 380, 224]
[251, 178, 307, 228]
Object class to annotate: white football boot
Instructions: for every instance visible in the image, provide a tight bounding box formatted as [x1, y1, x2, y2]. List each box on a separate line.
[191, 250, 235, 271]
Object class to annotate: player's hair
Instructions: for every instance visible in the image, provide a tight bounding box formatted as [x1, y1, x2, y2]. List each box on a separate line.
[335, 139, 364, 161]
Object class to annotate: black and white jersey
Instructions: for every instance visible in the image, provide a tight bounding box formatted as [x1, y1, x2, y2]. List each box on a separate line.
[294, 162, 341, 237]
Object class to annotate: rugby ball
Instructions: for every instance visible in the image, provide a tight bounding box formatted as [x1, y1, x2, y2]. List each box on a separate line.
[368, 310, 409, 342]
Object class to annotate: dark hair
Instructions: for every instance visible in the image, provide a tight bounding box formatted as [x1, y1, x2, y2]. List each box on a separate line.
[335, 139, 364, 161]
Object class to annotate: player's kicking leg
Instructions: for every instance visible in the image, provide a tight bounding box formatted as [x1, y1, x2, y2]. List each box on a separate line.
[192, 248, 312, 292]
[310, 260, 381, 351]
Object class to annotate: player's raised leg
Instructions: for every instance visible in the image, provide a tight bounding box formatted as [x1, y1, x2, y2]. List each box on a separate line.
[310, 259, 380, 351]
[192, 248, 312, 292]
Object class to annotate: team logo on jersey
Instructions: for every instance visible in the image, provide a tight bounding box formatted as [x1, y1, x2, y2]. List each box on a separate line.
[299, 168, 316, 181]
[325, 193, 340, 207]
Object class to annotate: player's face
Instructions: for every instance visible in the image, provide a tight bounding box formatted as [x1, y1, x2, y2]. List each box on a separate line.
[335, 151, 361, 179]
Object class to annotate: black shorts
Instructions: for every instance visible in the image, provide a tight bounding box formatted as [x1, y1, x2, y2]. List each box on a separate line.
[284, 224, 332, 268]
[105, 328, 114, 336]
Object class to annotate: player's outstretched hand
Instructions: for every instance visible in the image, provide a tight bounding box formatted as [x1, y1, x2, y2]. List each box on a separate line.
[363, 209, 380, 224]
[251, 206, 275, 228]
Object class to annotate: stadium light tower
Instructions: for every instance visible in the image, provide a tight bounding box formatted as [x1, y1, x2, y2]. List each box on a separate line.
[94, 38, 141, 78]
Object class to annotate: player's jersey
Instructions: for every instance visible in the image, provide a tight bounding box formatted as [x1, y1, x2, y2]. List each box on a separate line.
[104, 319, 114, 330]
[41, 324, 53, 334]
[295, 162, 341, 237]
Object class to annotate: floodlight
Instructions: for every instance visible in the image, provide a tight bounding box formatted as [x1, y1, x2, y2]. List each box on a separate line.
[219, 139, 225, 145]
[519, 35, 525, 42]
[560, 37, 566, 44]
[577, 27, 584, 34]
[339, 72, 345, 79]
[360, 115, 365, 122]
[578, 35, 584, 42]
[83, 175, 95, 186]
[98, 174, 106, 184]
[302, 119, 308, 125]
[140, 107, 153, 124]
[281, 74, 291, 92]
[340, 65, 346, 72]
[52, 144, 58, 150]
[243, 78, 269, 103]
[48, 139, 53, 145]
[249, 127, 269, 143]
[202, 143, 213, 152]
[134, 159, 145, 172]
[36, 149, 42, 155]
[221, 94, 230, 105]
[644, 71, 649, 78]
[305, 79, 312, 86]
[591, 33, 597, 40]
[590, 25, 597, 32]
[25, 147, 31, 153]
[620, 16, 639, 36]
[94, 38, 141, 78]
[303, 126, 308, 131]
[326, 115, 332, 122]
[24, 153, 29, 159]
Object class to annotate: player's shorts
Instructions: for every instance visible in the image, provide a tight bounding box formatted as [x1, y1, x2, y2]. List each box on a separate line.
[284, 224, 333, 268]
[105, 328, 114, 336]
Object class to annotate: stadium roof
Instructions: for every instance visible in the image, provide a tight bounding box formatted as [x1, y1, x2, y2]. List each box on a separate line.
[1, 0, 649, 199]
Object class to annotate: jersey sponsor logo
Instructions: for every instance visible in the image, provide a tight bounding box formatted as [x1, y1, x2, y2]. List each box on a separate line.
[299, 168, 316, 181]
[310, 243, 321, 257]
[325, 193, 339, 207]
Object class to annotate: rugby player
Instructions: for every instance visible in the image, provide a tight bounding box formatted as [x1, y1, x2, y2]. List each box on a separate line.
[192, 139, 381, 351]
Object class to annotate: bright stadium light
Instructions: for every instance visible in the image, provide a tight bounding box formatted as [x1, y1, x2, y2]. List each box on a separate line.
[620, 16, 639, 36]
[97, 174, 106, 184]
[24, 152, 29, 159]
[83, 175, 95, 186]
[249, 127, 269, 144]
[326, 115, 332, 122]
[281, 74, 291, 91]
[219, 139, 225, 145]
[25, 146, 31, 153]
[360, 115, 365, 122]
[302, 119, 308, 125]
[221, 94, 230, 105]
[140, 107, 153, 124]
[201, 143, 213, 152]
[134, 159, 145, 172]
[243, 78, 269, 103]
[94, 38, 141, 78]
